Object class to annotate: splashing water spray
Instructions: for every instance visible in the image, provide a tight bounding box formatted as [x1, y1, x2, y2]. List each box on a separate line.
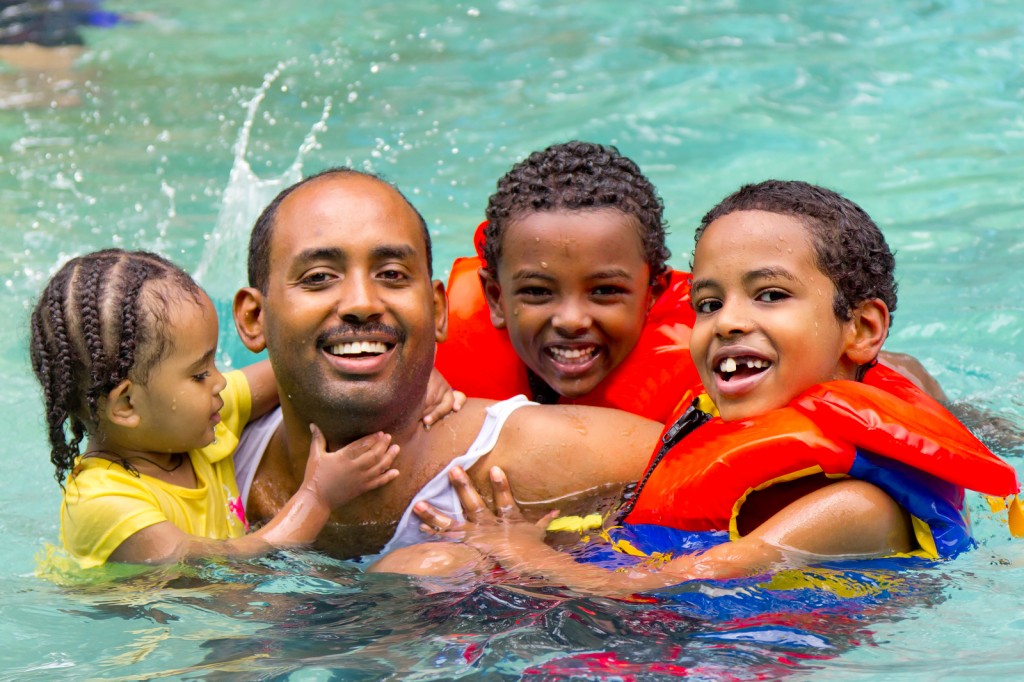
[195, 62, 332, 301]
[195, 62, 331, 364]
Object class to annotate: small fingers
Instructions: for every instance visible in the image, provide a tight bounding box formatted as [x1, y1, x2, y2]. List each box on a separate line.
[367, 467, 400, 491]
[308, 423, 326, 456]
[345, 432, 392, 463]
[452, 390, 466, 412]
[449, 466, 490, 521]
[488, 466, 522, 520]
[413, 501, 461, 534]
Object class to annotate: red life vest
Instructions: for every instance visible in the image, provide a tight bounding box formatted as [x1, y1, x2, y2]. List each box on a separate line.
[622, 364, 1021, 558]
[436, 223, 703, 423]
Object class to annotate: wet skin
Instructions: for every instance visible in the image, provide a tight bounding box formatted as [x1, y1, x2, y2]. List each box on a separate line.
[234, 175, 664, 557]
[481, 209, 655, 398]
[688, 210, 865, 421]
[100, 292, 227, 465]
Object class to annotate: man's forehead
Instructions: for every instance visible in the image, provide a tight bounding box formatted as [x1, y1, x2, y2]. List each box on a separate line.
[271, 174, 426, 256]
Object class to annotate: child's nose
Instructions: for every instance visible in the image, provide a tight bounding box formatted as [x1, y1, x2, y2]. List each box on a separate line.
[714, 300, 753, 337]
[212, 367, 228, 395]
[552, 300, 592, 336]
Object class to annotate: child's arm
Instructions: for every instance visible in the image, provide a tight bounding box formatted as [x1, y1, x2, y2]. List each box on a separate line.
[421, 367, 466, 429]
[239, 359, 279, 420]
[107, 425, 399, 564]
[409, 466, 911, 596]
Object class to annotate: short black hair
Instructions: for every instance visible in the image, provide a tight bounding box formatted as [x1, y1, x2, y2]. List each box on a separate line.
[247, 167, 432, 293]
[482, 141, 670, 281]
[697, 180, 897, 324]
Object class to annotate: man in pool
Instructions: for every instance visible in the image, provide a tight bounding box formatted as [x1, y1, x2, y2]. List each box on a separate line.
[229, 167, 922, 564]
[230, 168, 664, 559]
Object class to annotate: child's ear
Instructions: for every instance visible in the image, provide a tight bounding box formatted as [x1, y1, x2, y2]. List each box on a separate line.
[105, 379, 141, 428]
[478, 268, 507, 330]
[233, 287, 267, 353]
[845, 298, 890, 367]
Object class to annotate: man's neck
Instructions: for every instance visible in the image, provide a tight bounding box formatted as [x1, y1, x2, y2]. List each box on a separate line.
[276, 398, 424, 474]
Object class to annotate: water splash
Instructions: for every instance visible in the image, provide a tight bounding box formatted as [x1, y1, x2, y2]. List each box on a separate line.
[195, 62, 332, 301]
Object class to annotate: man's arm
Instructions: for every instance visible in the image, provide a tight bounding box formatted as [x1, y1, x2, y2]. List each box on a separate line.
[470, 404, 664, 514]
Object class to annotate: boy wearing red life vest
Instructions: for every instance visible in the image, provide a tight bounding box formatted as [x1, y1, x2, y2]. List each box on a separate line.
[438, 142, 947, 424]
[409, 180, 1020, 595]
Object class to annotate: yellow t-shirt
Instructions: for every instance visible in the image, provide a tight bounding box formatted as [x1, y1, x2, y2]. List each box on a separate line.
[60, 370, 253, 568]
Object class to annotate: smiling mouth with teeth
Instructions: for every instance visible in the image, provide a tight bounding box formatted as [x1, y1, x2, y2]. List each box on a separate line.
[327, 340, 390, 357]
[548, 346, 597, 364]
[717, 356, 771, 381]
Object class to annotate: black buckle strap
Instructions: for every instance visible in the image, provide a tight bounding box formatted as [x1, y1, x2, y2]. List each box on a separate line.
[617, 397, 713, 518]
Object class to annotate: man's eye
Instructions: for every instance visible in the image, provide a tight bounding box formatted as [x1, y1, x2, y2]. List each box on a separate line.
[300, 272, 333, 286]
[379, 268, 407, 280]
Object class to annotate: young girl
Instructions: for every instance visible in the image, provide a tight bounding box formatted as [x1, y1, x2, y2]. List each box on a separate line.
[30, 249, 460, 568]
[407, 180, 1020, 592]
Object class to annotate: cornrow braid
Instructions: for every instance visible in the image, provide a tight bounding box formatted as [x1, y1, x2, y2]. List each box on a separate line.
[28, 249, 203, 487]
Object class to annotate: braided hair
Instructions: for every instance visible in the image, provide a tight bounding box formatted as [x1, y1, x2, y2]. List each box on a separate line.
[29, 249, 203, 487]
[482, 141, 670, 280]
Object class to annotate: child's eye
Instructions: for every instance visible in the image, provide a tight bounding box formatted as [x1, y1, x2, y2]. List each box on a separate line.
[592, 285, 628, 298]
[756, 289, 790, 303]
[516, 286, 552, 300]
[192, 371, 211, 382]
[694, 298, 721, 314]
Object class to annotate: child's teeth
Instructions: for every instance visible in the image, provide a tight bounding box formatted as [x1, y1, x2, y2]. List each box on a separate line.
[720, 357, 737, 373]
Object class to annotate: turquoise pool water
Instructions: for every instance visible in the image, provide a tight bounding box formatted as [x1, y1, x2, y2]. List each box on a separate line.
[2, 1, 1023, 678]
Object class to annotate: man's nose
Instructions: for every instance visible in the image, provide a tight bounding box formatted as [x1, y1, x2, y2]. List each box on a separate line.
[338, 274, 384, 322]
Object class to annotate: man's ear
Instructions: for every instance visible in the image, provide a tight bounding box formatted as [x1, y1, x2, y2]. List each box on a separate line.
[479, 268, 506, 330]
[233, 287, 267, 353]
[105, 379, 140, 428]
[845, 298, 889, 367]
[432, 279, 449, 343]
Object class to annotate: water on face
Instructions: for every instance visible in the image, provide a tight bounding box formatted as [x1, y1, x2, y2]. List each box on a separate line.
[2, 1, 1023, 678]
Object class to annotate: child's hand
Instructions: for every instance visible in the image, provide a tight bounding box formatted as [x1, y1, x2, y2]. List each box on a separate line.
[303, 424, 400, 509]
[422, 368, 466, 429]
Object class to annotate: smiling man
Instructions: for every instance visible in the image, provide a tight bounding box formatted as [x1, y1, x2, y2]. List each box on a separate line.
[230, 168, 664, 559]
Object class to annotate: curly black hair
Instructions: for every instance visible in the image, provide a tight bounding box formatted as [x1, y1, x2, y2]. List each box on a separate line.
[482, 141, 670, 280]
[696, 180, 897, 324]
[29, 249, 204, 487]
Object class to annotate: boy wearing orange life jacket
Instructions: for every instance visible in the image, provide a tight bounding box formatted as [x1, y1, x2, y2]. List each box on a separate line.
[436, 141, 703, 423]
[412, 180, 1021, 595]
[437, 142, 945, 424]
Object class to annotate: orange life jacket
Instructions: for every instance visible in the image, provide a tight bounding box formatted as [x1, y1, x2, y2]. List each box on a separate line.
[436, 222, 703, 422]
[621, 364, 1021, 559]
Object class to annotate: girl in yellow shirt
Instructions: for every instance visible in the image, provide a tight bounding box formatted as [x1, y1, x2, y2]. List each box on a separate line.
[30, 249, 460, 568]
